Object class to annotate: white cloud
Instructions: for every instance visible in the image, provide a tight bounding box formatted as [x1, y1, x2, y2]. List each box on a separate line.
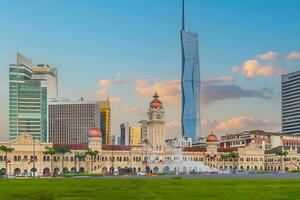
[202, 76, 235, 85]
[109, 97, 121, 104]
[214, 116, 278, 133]
[258, 51, 279, 61]
[242, 59, 284, 78]
[134, 79, 181, 106]
[95, 89, 109, 96]
[122, 107, 144, 114]
[288, 51, 300, 60]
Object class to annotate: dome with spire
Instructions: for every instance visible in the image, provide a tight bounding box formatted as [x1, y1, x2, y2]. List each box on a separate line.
[88, 128, 102, 138]
[206, 130, 218, 142]
[150, 91, 163, 109]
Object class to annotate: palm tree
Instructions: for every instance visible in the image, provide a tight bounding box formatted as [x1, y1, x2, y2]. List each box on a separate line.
[276, 149, 288, 171]
[85, 149, 99, 174]
[220, 154, 228, 171]
[229, 152, 239, 172]
[0, 145, 14, 177]
[55, 146, 71, 176]
[43, 146, 57, 176]
[75, 152, 86, 174]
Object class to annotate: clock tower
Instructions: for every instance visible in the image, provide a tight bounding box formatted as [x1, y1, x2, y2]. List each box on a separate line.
[147, 91, 165, 151]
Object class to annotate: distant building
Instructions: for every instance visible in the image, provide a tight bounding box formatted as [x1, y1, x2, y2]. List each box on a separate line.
[97, 99, 111, 144]
[165, 136, 192, 148]
[139, 120, 148, 141]
[9, 53, 47, 142]
[220, 130, 300, 150]
[282, 70, 300, 134]
[31, 64, 58, 101]
[48, 100, 100, 146]
[129, 127, 141, 145]
[117, 136, 121, 145]
[110, 135, 116, 145]
[120, 122, 129, 145]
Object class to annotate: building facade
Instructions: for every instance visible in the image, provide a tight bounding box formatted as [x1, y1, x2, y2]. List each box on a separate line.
[97, 99, 111, 144]
[180, 0, 201, 142]
[9, 53, 47, 142]
[48, 100, 100, 146]
[129, 127, 141, 145]
[120, 122, 129, 145]
[282, 70, 300, 134]
[31, 64, 58, 101]
[3, 92, 300, 177]
[2, 130, 300, 177]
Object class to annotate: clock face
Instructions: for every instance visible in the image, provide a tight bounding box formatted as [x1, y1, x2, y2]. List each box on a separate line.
[156, 114, 161, 119]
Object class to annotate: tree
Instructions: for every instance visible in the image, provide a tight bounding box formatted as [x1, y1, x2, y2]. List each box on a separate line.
[43, 146, 57, 176]
[85, 149, 99, 174]
[220, 154, 228, 170]
[55, 146, 71, 176]
[276, 149, 288, 171]
[75, 152, 86, 173]
[229, 152, 239, 172]
[0, 145, 14, 177]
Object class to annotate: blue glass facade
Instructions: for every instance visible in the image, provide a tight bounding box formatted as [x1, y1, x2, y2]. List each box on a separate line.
[180, 1, 201, 142]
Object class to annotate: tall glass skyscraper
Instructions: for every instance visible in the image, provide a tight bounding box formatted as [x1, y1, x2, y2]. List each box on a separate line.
[9, 53, 47, 142]
[180, 0, 201, 142]
[282, 70, 300, 134]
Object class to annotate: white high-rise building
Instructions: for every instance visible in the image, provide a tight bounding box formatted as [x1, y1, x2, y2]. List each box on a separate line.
[282, 70, 300, 134]
[32, 64, 58, 101]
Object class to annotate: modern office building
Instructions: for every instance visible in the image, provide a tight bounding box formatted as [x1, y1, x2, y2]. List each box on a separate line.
[139, 120, 148, 141]
[180, 0, 201, 142]
[48, 100, 100, 146]
[282, 70, 300, 134]
[97, 99, 111, 144]
[165, 136, 192, 148]
[9, 53, 47, 142]
[120, 122, 129, 145]
[129, 127, 141, 145]
[31, 64, 58, 101]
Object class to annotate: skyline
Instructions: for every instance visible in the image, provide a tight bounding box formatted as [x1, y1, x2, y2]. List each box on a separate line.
[1, 0, 300, 140]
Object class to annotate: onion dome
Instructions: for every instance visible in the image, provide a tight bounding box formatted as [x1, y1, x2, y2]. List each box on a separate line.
[150, 91, 163, 109]
[206, 131, 218, 142]
[88, 128, 102, 138]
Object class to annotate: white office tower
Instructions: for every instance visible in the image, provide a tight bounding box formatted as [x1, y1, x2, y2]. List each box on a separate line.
[32, 64, 58, 101]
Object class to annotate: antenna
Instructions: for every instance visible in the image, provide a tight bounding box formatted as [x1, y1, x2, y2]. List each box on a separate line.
[182, 0, 185, 31]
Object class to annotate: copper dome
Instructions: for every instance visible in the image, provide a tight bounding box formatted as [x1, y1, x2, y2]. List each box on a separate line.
[88, 128, 102, 138]
[150, 91, 163, 109]
[206, 131, 218, 142]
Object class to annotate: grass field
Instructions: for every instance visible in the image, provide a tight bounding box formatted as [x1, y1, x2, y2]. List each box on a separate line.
[0, 178, 300, 200]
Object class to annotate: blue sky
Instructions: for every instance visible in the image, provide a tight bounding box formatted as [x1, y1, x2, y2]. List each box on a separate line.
[0, 0, 300, 140]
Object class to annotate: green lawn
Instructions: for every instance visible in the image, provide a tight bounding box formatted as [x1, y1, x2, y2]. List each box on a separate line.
[0, 178, 300, 200]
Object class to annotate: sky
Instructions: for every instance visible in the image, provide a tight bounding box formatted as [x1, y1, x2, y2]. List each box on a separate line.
[0, 0, 300, 141]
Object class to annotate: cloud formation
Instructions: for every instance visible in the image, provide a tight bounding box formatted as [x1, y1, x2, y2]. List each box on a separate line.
[288, 51, 300, 60]
[258, 51, 279, 61]
[214, 116, 278, 133]
[123, 107, 144, 115]
[202, 84, 272, 105]
[134, 79, 181, 106]
[109, 97, 121, 104]
[95, 89, 108, 96]
[98, 79, 128, 87]
[242, 59, 284, 78]
[202, 76, 235, 85]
